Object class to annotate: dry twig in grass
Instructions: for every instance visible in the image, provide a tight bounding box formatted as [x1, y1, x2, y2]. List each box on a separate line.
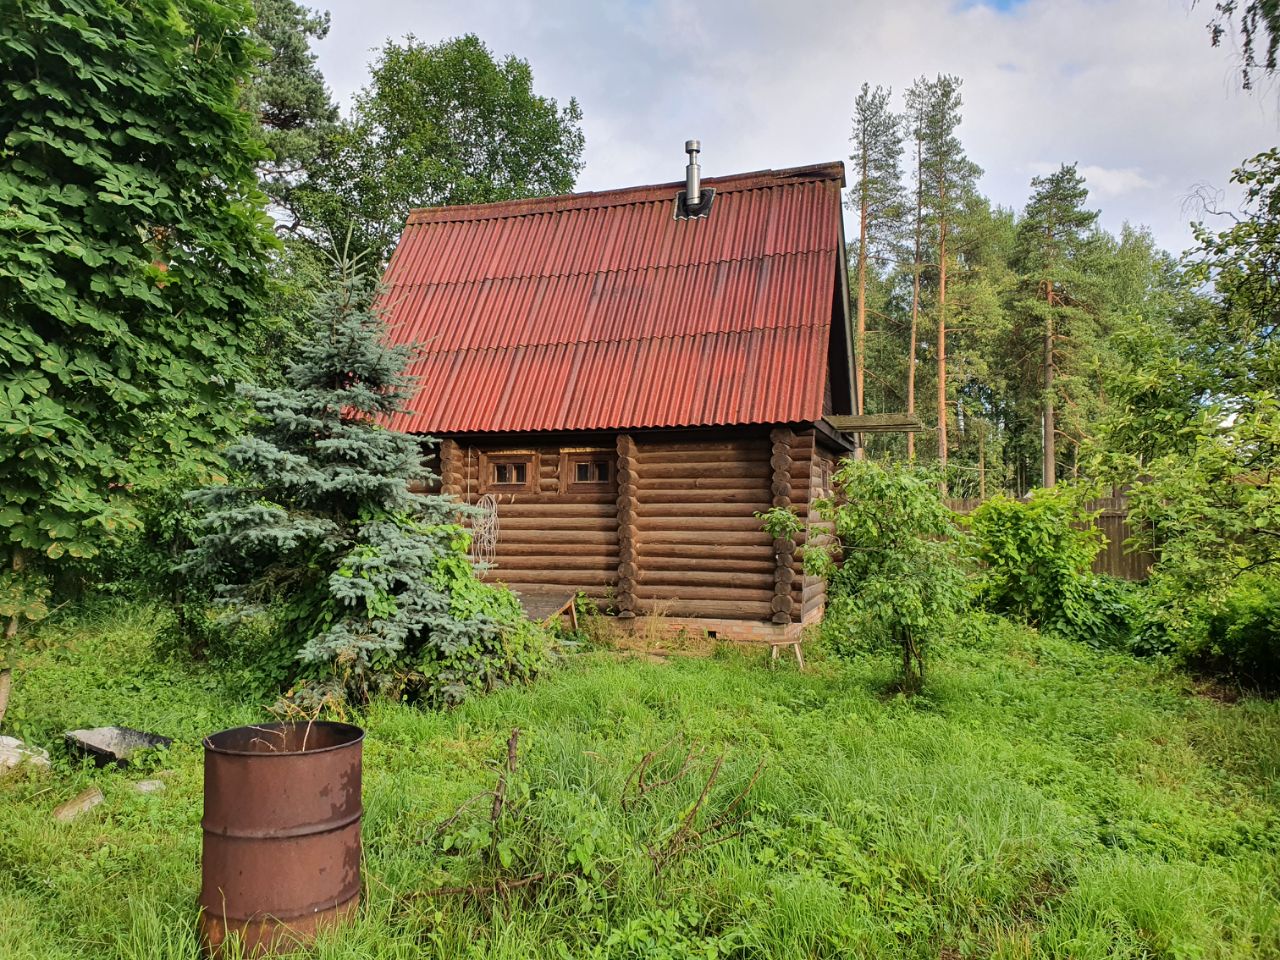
[621, 734, 706, 811]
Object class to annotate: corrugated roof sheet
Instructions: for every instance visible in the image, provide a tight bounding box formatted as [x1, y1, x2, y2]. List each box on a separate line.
[379, 161, 846, 434]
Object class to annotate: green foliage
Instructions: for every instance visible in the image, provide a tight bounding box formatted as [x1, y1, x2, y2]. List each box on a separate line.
[967, 485, 1139, 648]
[1094, 151, 1280, 660]
[1153, 574, 1280, 692]
[0, 0, 276, 608]
[4, 600, 1280, 959]
[184, 254, 546, 705]
[1207, 0, 1280, 91]
[807, 460, 970, 692]
[851, 79, 1199, 492]
[296, 33, 585, 260]
[754, 505, 803, 542]
[243, 0, 341, 230]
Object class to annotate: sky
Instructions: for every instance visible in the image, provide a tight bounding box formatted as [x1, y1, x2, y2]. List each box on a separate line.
[311, 0, 1278, 255]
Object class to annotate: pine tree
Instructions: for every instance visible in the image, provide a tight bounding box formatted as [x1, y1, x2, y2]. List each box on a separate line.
[903, 84, 929, 461]
[1013, 164, 1098, 487]
[911, 75, 981, 477]
[244, 0, 342, 233]
[847, 84, 905, 444]
[185, 252, 545, 705]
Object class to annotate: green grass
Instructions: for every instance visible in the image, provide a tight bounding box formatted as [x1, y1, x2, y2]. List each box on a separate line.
[2, 602, 1278, 959]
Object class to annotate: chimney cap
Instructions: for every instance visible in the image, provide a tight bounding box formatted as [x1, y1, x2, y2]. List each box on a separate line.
[685, 139, 700, 154]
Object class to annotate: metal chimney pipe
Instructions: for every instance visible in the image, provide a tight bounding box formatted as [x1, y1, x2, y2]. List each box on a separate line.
[685, 140, 701, 209]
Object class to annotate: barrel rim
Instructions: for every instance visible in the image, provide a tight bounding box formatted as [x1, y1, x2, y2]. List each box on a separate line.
[202, 721, 365, 758]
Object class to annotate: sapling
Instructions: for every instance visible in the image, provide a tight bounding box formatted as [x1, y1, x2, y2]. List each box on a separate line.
[806, 459, 969, 692]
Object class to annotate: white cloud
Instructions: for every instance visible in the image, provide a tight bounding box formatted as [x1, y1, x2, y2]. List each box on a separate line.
[1076, 165, 1158, 199]
[1029, 161, 1158, 199]
[312, 0, 1278, 254]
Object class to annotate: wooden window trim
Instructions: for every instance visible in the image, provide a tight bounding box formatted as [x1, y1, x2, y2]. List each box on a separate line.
[559, 449, 615, 493]
[479, 450, 539, 494]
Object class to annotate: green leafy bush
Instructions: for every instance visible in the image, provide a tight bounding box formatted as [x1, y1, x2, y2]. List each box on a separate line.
[967, 485, 1140, 649]
[0, 0, 276, 614]
[806, 460, 970, 692]
[1164, 574, 1280, 692]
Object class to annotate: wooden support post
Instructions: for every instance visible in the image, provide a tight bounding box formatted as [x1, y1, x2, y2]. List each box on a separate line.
[440, 439, 464, 501]
[615, 434, 639, 619]
[769, 428, 796, 626]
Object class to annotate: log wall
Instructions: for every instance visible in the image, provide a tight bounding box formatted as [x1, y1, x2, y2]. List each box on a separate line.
[786, 429, 838, 625]
[426, 428, 845, 624]
[453, 441, 620, 598]
[632, 436, 776, 620]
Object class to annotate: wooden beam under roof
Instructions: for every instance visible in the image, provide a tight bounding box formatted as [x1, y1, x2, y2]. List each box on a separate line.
[824, 414, 925, 434]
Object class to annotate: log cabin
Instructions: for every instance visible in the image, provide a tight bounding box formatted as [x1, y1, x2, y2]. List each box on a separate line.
[379, 145, 860, 645]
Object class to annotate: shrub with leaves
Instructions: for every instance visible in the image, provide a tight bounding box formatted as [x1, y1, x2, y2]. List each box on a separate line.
[0, 0, 277, 630]
[183, 254, 547, 705]
[1173, 573, 1280, 693]
[806, 460, 969, 692]
[967, 485, 1138, 648]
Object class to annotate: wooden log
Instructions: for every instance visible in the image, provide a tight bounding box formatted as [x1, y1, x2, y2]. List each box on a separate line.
[637, 516, 767, 533]
[486, 569, 619, 587]
[482, 502, 616, 517]
[768, 428, 797, 625]
[626, 554, 775, 574]
[634, 502, 768, 519]
[635, 462, 769, 481]
[615, 433, 640, 614]
[497, 517, 617, 532]
[636, 599, 774, 619]
[637, 490, 771, 505]
[637, 570, 775, 590]
[635, 440, 767, 454]
[637, 530, 771, 547]
[635, 585, 775, 603]
[494, 542, 618, 558]
[498, 531, 620, 546]
[440, 439, 464, 499]
[634, 450, 770, 466]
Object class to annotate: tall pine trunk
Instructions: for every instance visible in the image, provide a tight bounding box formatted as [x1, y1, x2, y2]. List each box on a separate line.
[1042, 283, 1056, 488]
[854, 148, 869, 459]
[856, 156, 868, 417]
[907, 133, 923, 462]
[936, 182, 948, 478]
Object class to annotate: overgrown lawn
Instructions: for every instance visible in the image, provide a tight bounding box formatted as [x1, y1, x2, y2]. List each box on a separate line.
[1, 603, 1277, 959]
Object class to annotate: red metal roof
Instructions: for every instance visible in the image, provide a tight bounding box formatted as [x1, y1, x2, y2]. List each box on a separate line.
[380, 161, 848, 434]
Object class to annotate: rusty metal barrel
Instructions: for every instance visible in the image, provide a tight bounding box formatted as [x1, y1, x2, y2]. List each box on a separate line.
[198, 721, 364, 956]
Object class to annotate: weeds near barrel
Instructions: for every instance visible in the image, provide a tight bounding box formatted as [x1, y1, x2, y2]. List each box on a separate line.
[5, 600, 1280, 958]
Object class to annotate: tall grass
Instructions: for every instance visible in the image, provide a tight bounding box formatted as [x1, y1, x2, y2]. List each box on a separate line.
[1, 602, 1277, 958]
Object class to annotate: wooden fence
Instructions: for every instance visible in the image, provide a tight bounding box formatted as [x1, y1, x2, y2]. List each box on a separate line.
[946, 495, 1155, 581]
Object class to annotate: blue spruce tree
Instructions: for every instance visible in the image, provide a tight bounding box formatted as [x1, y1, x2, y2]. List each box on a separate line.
[186, 254, 545, 705]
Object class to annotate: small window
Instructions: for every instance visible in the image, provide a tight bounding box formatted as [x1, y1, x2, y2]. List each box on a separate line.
[818, 460, 833, 499]
[481, 452, 537, 493]
[561, 451, 614, 492]
[494, 462, 527, 486]
[574, 460, 611, 484]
